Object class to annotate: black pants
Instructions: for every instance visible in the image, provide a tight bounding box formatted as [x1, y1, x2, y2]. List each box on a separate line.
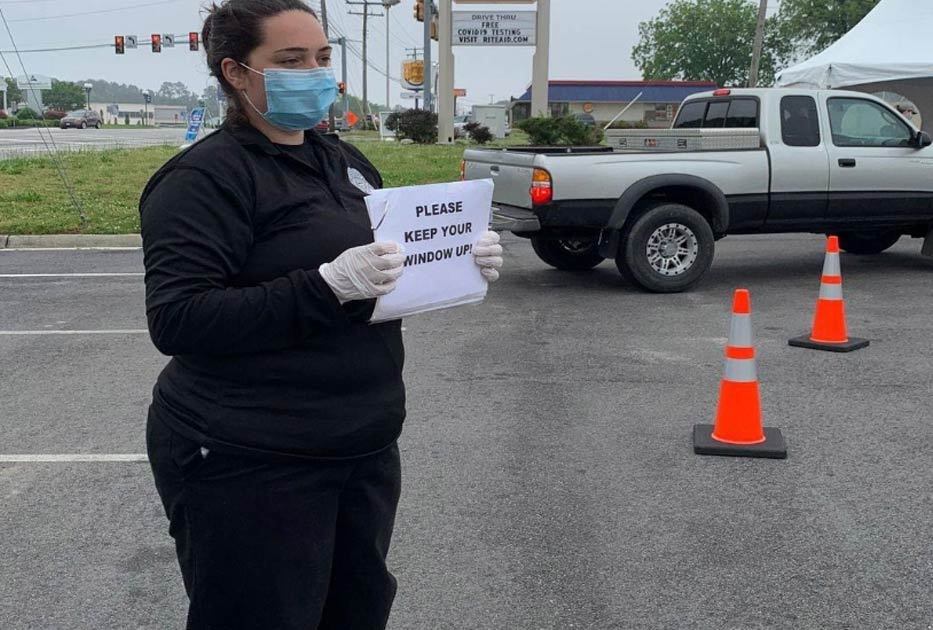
[147, 411, 402, 630]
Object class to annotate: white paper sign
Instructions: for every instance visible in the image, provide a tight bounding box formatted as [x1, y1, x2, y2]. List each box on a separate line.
[365, 179, 494, 322]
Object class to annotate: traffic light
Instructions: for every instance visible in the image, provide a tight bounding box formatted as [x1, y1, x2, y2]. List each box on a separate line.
[114, 35, 125, 55]
[414, 0, 424, 22]
[338, 82, 346, 95]
[151, 34, 162, 53]
[189, 32, 199, 51]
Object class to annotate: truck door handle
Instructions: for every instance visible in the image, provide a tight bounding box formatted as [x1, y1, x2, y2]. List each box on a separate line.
[838, 158, 857, 168]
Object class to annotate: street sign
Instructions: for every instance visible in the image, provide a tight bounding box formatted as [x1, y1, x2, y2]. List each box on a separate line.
[454, 88, 467, 97]
[144, 92, 152, 104]
[163, 34, 175, 48]
[400, 91, 418, 100]
[16, 74, 52, 91]
[185, 107, 205, 143]
[126, 35, 138, 49]
[453, 11, 536, 46]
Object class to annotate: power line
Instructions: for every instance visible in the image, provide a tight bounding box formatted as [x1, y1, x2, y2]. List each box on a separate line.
[8, 0, 185, 23]
[0, 43, 112, 54]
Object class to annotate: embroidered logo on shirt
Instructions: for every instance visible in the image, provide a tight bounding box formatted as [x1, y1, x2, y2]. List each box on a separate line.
[347, 167, 375, 195]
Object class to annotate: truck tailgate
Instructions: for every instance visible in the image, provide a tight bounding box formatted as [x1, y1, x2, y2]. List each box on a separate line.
[463, 149, 537, 209]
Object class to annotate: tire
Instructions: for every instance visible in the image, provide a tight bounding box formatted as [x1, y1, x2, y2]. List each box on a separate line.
[530, 235, 604, 271]
[95, 121, 102, 129]
[838, 231, 900, 255]
[80, 121, 87, 129]
[615, 202, 715, 293]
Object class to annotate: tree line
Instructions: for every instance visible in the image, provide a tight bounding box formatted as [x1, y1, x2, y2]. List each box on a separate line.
[632, 0, 881, 87]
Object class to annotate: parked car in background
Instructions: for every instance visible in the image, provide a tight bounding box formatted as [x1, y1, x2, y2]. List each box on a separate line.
[60, 109, 102, 129]
[453, 114, 471, 138]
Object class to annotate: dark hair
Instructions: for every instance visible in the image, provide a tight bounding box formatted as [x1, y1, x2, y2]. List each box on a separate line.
[202, 0, 318, 125]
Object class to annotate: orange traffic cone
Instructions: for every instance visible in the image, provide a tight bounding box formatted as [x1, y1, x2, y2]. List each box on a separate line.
[694, 289, 787, 459]
[789, 236, 870, 353]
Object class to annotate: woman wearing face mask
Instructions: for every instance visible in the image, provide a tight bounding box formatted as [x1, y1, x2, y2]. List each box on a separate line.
[139, 1, 503, 628]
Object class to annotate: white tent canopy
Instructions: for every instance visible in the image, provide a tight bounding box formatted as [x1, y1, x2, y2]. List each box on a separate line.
[775, 0, 933, 131]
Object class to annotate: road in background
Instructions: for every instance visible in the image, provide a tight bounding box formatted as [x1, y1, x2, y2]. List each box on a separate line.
[0, 127, 201, 159]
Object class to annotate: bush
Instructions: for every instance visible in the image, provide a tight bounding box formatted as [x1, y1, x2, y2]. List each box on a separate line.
[464, 121, 493, 145]
[12, 119, 57, 128]
[15, 107, 39, 120]
[390, 109, 438, 144]
[0, 119, 8, 128]
[517, 116, 605, 146]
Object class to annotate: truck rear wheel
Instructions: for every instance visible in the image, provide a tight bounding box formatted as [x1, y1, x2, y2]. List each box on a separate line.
[615, 203, 715, 293]
[838, 231, 900, 255]
[530, 236, 604, 271]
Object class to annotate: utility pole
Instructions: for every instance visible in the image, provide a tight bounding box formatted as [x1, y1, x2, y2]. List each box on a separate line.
[748, 0, 768, 88]
[382, 1, 400, 111]
[348, 1, 384, 129]
[320, 0, 337, 131]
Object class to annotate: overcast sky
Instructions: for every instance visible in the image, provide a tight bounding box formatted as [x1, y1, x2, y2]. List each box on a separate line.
[0, 0, 780, 110]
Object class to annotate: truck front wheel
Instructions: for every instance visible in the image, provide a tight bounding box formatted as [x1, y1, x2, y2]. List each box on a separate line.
[838, 231, 900, 255]
[530, 236, 604, 271]
[615, 203, 715, 293]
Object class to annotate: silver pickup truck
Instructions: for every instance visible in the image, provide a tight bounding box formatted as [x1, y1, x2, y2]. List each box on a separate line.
[462, 88, 933, 292]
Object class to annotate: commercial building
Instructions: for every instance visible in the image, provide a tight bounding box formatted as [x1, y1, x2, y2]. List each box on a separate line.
[511, 80, 718, 127]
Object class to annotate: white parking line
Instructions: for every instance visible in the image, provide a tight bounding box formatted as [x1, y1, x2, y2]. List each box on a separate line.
[0, 330, 149, 335]
[0, 273, 144, 278]
[0, 247, 142, 252]
[0, 454, 148, 463]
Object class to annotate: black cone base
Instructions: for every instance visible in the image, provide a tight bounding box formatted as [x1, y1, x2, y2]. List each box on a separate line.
[788, 335, 870, 353]
[693, 424, 787, 459]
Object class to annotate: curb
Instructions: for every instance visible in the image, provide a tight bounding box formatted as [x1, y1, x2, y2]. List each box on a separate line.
[1, 234, 142, 249]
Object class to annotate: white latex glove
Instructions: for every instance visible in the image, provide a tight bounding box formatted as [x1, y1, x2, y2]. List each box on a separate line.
[319, 242, 405, 304]
[473, 230, 503, 282]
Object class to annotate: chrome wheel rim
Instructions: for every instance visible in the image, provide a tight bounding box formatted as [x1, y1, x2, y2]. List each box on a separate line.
[646, 223, 698, 276]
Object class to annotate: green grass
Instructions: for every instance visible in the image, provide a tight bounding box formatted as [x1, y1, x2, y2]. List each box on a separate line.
[0, 134, 521, 234]
[0, 146, 180, 234]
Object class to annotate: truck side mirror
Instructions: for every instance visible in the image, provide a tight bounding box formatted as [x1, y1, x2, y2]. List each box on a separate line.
[914, 130, 932, 148]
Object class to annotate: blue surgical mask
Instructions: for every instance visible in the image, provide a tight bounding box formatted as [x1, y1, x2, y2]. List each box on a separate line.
[240, 63, 338, 131]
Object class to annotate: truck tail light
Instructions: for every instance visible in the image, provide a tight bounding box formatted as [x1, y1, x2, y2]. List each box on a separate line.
[530, 168, 552, 205]
[459, 159, 465, 181]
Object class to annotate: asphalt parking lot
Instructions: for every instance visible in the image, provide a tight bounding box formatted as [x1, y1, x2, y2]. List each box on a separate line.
[1, 234, 932, 629]
[0, 127, 198, 159]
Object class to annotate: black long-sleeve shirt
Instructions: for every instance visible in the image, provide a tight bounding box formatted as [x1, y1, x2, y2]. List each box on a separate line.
[139, 122, 405, 459]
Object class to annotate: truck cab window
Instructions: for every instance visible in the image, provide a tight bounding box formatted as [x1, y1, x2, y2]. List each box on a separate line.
[828, 98, 913, 147]
[673, 101, 705, 128]
[704, 101, 729, 128]
[725, 99, 758, 128]
[781, 96, 821, 147]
